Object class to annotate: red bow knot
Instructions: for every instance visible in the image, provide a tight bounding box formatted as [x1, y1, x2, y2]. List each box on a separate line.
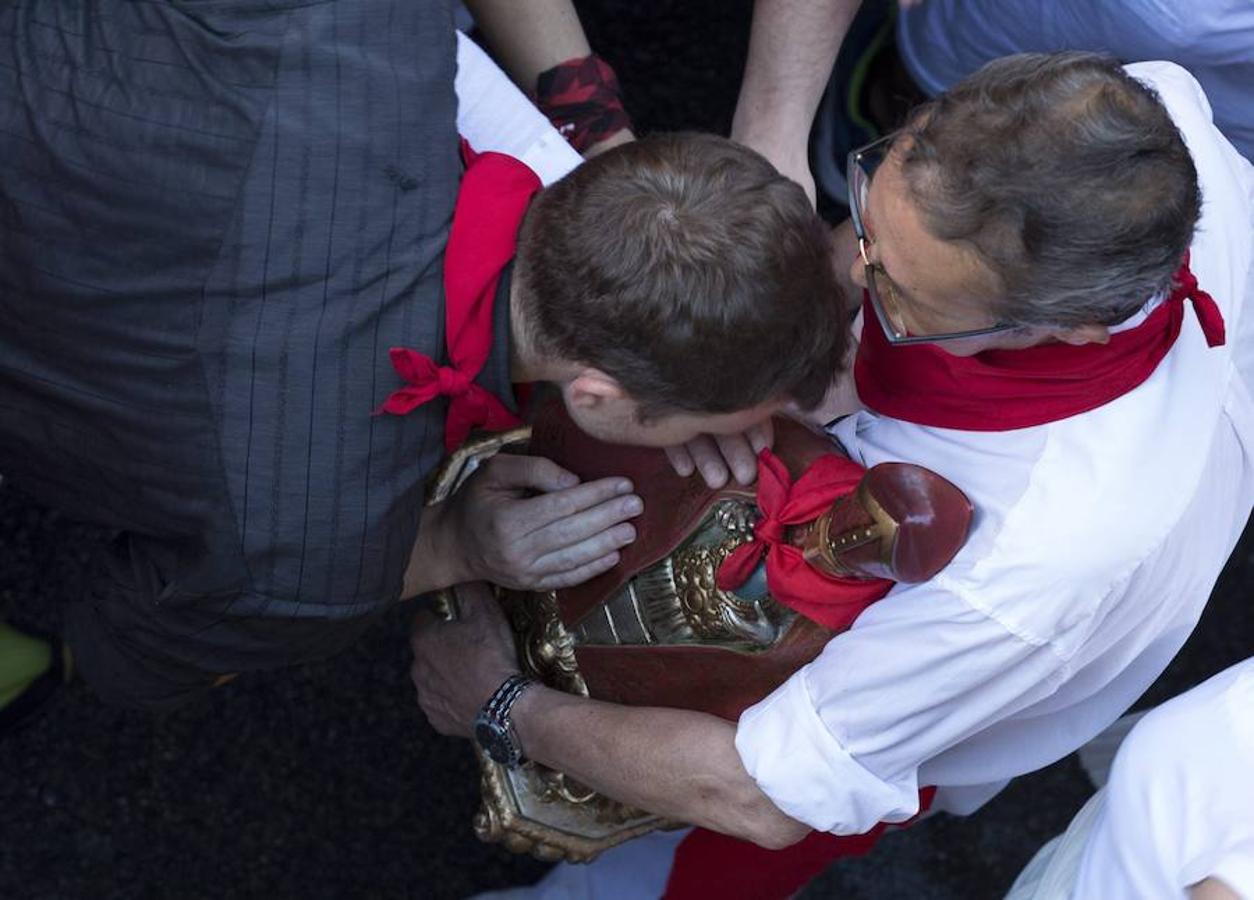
[1176, 252, 1225, 348]
[376, 347, 521, 451]
[436, 365, 473, 398]
[713, 449, 893, 631]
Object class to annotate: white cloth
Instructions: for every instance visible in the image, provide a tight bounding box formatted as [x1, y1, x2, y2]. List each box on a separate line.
[1006, 658, 1254, 900]
[471, 829, 691, 900]
[454, 32, 583, 187]
[735, 62, 1254, 835]
[1005, 792, 1106, 900]
[896, 0, 1254, 161]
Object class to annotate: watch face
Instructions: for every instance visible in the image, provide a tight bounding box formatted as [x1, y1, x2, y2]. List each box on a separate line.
[474, 719, 513, 765]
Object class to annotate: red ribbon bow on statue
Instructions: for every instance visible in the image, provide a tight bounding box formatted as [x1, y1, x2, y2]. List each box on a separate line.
[716, 449, 892, 631]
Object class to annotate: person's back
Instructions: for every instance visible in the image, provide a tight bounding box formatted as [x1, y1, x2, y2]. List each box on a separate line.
[0, 0, 463, 709]
[1007, 657, 1254, 899]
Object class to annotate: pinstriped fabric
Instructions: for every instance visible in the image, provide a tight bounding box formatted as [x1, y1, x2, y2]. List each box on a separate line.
[0, 0, 489, 708]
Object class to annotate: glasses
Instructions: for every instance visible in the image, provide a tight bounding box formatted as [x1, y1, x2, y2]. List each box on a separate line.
[847, 134, 1016, 347]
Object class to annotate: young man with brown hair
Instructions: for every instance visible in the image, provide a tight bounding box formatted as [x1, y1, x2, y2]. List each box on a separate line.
[0, 18, 845, 712]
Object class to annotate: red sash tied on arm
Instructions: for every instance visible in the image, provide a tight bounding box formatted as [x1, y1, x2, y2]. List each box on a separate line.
[715, 449, 892, 630]
[854, 255, 1225, 431]
[377, 141, 541, 451]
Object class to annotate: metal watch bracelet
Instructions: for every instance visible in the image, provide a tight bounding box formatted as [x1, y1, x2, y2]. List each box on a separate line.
[474, 673, 534, 768]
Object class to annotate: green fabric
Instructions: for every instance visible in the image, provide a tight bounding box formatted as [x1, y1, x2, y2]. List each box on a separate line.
[0, 621, 52, 710]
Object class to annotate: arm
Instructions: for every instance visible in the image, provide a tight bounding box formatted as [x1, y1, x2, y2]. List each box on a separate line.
[733, 0, 862, 202]
[461, 0, 634, 157]
[513, 687, 810, 849]
[463, 0, 592, 95]
[408, 584, 809, 848]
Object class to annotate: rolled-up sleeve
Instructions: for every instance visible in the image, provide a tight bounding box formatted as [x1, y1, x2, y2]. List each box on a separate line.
[735, 580, 1069, 834]
[736, 668, 923, 832]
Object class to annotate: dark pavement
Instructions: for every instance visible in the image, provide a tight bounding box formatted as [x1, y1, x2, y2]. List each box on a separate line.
[2, 3, 1251, 898]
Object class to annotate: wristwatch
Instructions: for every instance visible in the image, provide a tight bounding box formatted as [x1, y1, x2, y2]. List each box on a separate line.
[473, 673, 534, 769]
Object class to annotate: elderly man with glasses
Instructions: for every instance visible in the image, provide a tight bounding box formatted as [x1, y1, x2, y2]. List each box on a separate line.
[416, 52, 1254, 899]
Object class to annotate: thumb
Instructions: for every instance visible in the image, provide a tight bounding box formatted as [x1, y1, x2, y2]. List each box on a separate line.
[486, 454, 580, 493]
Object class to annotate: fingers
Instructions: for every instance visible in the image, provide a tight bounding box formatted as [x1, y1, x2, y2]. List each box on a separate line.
[531, 517, 636, 574]
[747, 419, 774, 455]
[665, 443, 697, 478]
[526, 487, 640, 548]
[684, 435, 730, 489]
[517, 476, 637, 533]
[485, 454, 580, 493]
[713, 433, 760, 486]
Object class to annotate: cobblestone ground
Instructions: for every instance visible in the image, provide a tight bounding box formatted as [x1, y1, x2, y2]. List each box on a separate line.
[2, 3, 1251, 898]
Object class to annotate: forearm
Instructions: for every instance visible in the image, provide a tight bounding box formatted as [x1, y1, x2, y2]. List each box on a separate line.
[401, 501, 467, 599]
[512, 685, 810, 849]
[463, 0, 592, 94]
[733, 0, 860, 151]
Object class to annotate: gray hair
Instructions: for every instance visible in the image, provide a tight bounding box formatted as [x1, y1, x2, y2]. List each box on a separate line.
[900, 52, 1200, 327]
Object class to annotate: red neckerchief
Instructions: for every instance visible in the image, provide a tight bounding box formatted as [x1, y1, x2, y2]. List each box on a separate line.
[853, 255, 1225, 431]
[715, 449, 891, 630]
[377, 141, 539, 451]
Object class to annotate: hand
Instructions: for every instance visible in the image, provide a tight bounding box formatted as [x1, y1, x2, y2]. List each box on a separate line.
[664, 420, 774, 489]
[410, 582, 518, 738]
[416, 453, 641, 593]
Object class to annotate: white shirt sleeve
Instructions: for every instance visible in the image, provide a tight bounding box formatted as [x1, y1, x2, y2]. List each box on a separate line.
[453, 31, 582, 187]
[735, 577, 1071, 834]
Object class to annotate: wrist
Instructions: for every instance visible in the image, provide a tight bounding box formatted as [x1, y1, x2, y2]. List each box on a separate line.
[473, 672, 534, 768]
[403, 502, 472, 597]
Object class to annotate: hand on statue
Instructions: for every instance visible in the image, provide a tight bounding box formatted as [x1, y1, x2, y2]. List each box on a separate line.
[410, 582, 517, 738]
[664, 419, 773, 489]
[414, 453, 641, 594]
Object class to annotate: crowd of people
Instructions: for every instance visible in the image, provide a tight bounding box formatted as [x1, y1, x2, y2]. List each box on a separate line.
[1, 1, 1251, 897]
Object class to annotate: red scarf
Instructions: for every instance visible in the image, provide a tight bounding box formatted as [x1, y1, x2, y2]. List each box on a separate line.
[377, 142, 539, 450]
[854, 256, 1225, 431]
[715, 449, 891, 631]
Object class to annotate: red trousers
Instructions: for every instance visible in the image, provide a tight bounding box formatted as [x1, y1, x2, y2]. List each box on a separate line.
[663, 787, 936, 900]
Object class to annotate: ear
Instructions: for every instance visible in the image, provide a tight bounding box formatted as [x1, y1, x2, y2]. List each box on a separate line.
[1051, 323, 1110, 347]
[565, 368, 627, 410]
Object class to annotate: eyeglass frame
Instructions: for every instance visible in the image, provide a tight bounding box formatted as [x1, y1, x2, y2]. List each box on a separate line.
[847, 133, 1017, 347]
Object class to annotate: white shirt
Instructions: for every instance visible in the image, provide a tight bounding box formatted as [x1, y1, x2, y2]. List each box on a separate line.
[1006, 658, 1254, 900]
[735, 62, 1254, 835]
[897, 0, 1254, 161]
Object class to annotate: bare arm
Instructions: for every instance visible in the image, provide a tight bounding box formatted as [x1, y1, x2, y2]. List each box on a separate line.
[409, 584, 810, 849]
[733, 0, 862, 202]
[513, 686, 810, 849]
[463, 0, 592, 94]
